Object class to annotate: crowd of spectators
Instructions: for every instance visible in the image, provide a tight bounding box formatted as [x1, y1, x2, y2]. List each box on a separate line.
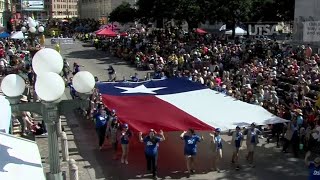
[79, 27, 320, 157]
[0, 37, 48, 135]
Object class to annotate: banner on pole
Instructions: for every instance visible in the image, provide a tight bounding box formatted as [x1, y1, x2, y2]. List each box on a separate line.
[51, 38, 74, 45]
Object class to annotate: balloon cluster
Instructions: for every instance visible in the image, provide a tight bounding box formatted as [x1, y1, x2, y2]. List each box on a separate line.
[27, 17, 37, 33]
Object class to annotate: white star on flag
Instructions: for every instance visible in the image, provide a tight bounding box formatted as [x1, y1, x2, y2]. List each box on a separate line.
[115, 85, 167, 94]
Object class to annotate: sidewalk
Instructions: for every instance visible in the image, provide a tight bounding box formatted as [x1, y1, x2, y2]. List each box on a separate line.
[36, 115, 102, 180]
[35, 91, 105, 180]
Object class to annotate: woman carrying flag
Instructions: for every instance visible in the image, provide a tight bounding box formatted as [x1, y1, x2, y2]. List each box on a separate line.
[139, 129, 165, 179]
[94, 109, 108, 150]
[231, 126, 243, 170]
[180, 129, 204, 177]
[120, 123, 132, 164]
[108, 116, 121, 160]
[210, 128, 223, 172]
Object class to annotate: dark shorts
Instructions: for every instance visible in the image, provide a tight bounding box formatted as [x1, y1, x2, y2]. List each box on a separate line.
[184, 150, 196, 156]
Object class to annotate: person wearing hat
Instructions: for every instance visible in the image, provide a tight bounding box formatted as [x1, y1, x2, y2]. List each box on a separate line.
[244, 123, 261, 167]
[107, 116, 120, 160]
[106, 109, 117, 136]
[139, 129, 165, 179]
[209, 128, 223, 172]
[305, 151, 320, 180]
[231, 126, 243, 170]
[180, 128, 204, 176]
[120, 123, 132, 164]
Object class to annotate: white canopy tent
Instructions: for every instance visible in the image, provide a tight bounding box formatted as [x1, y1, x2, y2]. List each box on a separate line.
[0, 132, 45, 180]
[0, 95, 11, 133]
[225, 27, 248, 36]
[219, 24, 226, 31]
[10, 31, 27, 39]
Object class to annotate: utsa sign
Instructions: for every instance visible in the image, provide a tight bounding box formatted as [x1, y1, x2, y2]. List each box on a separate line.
[248, 24, 280, 36]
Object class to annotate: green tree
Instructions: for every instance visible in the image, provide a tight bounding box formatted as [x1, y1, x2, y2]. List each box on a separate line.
[248, 0, 294, 22]
[215, 0, 253, 38]
[174, 0, 209, 30]
[109, 2, 137, 24]
[136, 0, 177, 27]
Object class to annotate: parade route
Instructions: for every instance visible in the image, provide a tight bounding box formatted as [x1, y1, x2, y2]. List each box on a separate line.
[35, 40, 309, 180]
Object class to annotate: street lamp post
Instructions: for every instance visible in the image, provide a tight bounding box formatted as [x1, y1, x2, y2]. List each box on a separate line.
[21, 17, 45, 103]
[21, 17, 45, 47]
[0, 48, 96, 180]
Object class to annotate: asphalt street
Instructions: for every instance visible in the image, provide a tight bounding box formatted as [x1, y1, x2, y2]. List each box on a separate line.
[43, 40, 309, 180]
[57, 41, 149, 82]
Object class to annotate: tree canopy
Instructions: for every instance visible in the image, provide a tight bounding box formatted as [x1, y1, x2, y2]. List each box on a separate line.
[115, 0, 295, 27]
[109, 2, 137, 24]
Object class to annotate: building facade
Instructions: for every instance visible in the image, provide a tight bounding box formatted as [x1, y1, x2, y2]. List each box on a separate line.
[50, 0, 78, 19]
[79, 0, 135, 20]
[293, 0, 320, 44]
[12, 0, 78, 22]
[0, 0, 12, 27]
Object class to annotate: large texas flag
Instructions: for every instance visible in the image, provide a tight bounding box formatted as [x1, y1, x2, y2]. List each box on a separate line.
[97, 78, 287, 132]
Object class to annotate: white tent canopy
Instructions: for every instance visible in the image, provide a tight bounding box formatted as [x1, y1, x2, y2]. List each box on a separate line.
[0, 95, 11, 133]
[225, 27, 247, 36]
[0, 132, 45, 180]
[219, 24, 226, 31]
[10, 31, 26, 39]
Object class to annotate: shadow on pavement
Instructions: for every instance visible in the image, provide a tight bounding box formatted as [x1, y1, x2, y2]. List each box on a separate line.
[66, 49, 108, 60]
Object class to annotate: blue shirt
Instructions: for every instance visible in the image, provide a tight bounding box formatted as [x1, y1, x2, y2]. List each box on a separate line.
[297, 115, 303, 126]
[67, 82, 76, 94]
[183, 135, 201, 154]
[214, 135, 223, 149]
[234, 132, 243, 148]
[143, 136, 161, 156]
[309, 162, 320, 180]
[95, 115, 107, 128]
[250, 131, 257, 143]
[120, 131, 132, 144]
[74, 65, 80, 73]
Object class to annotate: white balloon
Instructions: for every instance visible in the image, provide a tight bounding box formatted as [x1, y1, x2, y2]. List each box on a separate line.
[29, 20, 36, 28]
[21, 26, 27, 33]
[32, 48, 63, 75]
[28, 17, 33, 22]
[38, 26, 44, 33]
[35, 72, 65, 102]
[72, 71, 95, 93]
[29, 26, 36, 33]
[1, 74, 26, 97]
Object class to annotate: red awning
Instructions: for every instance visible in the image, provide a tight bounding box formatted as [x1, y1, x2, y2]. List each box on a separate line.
[120, 32, 128, 37]
[195, 28, 207, 34]
[93, 29, 103, 34]
[96, 28, 118, 37]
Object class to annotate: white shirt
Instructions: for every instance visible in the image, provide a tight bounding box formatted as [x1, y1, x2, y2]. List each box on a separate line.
[0, 58, 8, 66]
